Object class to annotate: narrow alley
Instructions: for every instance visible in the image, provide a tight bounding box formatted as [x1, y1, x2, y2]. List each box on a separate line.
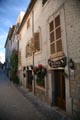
[0, 69, 43, 120]
[0, 69, 70, 120]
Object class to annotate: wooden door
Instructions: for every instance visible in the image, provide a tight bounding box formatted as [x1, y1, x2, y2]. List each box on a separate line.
[54, 70, 66, 110]
[27, 70, 32, 91]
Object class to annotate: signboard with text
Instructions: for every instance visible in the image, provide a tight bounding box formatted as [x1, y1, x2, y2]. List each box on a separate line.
[48, 57, 67, 68]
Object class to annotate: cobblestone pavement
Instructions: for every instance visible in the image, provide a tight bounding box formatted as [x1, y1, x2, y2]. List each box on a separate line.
[0, 69, 71, 120]
[17, 85, 71, 120]
[0, 70, 44, 120]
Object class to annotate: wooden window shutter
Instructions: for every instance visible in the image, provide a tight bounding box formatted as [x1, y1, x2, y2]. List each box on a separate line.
[31, 37, 35, 52]
[56, 39, 62, 52]
[34, 32, 40, 52]
[55, 15, 60, 28]
[50, 21, 54, 32]
[49, 14, 62, 55]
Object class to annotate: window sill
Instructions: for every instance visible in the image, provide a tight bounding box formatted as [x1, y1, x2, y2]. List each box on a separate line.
[26, 56, 32, 60]
[50, 51, 64, 59]
[34, 51, 41, 56]
[35, 85, 46, 91]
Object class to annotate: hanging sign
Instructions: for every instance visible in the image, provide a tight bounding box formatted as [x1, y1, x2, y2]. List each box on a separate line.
[48, 57, 67, 68]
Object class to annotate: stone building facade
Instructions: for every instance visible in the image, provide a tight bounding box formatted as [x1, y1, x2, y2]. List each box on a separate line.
[64, 0, 80, 113]
[5, 25, 15, 75]
[11, 11, 25, 52]
[5, 11, 25, 82]
[8, 0, 80, 114]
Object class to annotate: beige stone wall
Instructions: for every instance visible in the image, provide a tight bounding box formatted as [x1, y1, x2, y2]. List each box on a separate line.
[64, 0, 80, 62]
[35, 87, 50, 104]
[32, 0, 66, 104]
[70, 63, 80, 113]
[19, 0, 80, 113]
[19, 13, 32, 67]
[16, 11, 25, 25]
[19, 0, 68, 107]
[64, 0, 80, 113]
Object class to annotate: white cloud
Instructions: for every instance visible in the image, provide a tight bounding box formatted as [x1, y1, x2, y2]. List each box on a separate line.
[0, 52, 5, 63]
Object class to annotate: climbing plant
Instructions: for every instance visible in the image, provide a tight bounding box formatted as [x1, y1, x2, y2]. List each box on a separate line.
[10, 49, 19, 84]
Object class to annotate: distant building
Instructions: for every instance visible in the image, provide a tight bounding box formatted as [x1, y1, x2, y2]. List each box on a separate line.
[11, 11, 25, 52]
[4, 25, 15, 75]
[5, 11, 25, 76]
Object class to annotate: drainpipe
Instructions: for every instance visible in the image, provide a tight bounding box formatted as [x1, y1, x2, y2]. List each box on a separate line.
[32, 10, 35, 94]
[63, 5, 72, 114]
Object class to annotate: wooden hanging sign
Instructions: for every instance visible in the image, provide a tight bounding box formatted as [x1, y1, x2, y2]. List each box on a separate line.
[48, 57, 67, 68]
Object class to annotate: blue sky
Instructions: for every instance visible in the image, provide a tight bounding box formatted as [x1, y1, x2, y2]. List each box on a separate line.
[0, 0, 30, 63]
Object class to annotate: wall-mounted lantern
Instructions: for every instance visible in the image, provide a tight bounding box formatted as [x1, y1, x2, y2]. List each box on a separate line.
[69, 58, 75, 70]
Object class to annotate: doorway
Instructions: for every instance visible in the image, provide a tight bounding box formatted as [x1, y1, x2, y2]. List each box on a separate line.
[27, 70, 33, 91]
[54, 70, 66, 110]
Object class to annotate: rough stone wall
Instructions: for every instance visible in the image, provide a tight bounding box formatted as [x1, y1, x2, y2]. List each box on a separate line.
[64, 0, 80, 113]
[19, 11, 33, 67]
[64, 0, 80, 62]
[18, 0, 80, 113]
[35, 87, 50, 104]
[31, 0, 65, 105]
[70, 63, 80, 113]
[33, 0, 65, 65]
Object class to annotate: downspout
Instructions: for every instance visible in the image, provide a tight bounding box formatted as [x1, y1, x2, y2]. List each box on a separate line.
[63, 4, 72, 114]
[32, 10, 34, 66]
[32, 10, 35, 94]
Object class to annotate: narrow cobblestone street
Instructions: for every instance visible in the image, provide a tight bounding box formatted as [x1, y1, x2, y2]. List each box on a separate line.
[0, 70, 71, 120]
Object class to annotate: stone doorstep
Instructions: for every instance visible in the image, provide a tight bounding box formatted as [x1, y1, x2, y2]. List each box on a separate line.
[16, 85, 71, 120]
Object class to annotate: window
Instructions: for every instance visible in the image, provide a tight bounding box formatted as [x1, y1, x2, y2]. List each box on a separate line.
[49, 15, 62, 55]
[27, 18, 30, 29]
[26, 42, 32, 58]
[42, 0, 48, 6]
[26, 32, 40, 58]
[33, 32, 40, 53]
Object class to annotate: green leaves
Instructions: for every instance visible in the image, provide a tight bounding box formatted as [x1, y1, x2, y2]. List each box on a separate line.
[10, 49, 18, 73]
[10, 49, 19, 84]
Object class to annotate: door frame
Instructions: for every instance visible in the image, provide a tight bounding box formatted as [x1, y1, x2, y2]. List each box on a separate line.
[26, 70, 33, 91]
[54, 69, 66, 110]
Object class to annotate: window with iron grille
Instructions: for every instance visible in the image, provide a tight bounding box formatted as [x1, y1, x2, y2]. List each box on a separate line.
[49, 15, 62, 55]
